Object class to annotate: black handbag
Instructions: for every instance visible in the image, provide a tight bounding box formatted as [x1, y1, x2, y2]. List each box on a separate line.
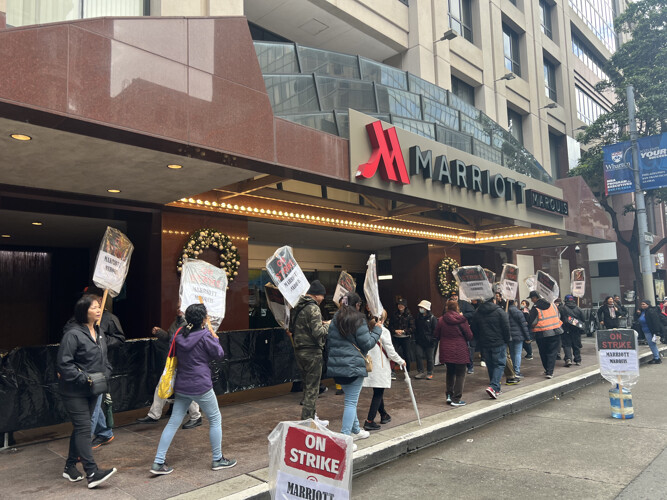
[88, 372, 108, 395]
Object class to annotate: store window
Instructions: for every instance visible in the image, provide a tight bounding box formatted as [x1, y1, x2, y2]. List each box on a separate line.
[543, 59, 557, 102]
[451, 76, 475, 106]
[448, 0, 473, 42]
[7, 0, 147, 27]
[539, 0, 553, 39]
[572, 35, 609, 80]
[507, 108, 524, 146]
[575, 86, 606, 125]
[503, 24, 521, 77]
[568, 0, 617, 53]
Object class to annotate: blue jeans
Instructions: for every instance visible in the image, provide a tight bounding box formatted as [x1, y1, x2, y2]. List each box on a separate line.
[646, 332, 660, 359]
[340, 376, 364, 435]
[154, 388, 222, 464]
[482, 345, 507, 393]
[91, 394, 113, 439]
[509, 340, 524, 376]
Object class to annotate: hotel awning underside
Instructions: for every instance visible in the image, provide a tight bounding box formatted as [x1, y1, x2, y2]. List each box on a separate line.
[0, 16, 615, 250]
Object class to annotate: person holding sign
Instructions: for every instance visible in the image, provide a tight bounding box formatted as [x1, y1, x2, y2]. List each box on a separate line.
[559, 295, 585, 367]
[389, 299, 416, 372]
[290, 280, 330, 421]
[528, 291, 563, 379]
[471, 298, 510, 399]
[634, 299, 664, 364]
[151, 304, 236, 475]
[56, 295, 117, 489]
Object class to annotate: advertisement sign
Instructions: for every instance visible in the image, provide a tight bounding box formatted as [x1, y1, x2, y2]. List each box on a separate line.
[179, 259, 228, 332]
[603, 133, 667, 195]
[268, 420, 353, 500]
[92, 226, 134, 297]
[535, 270, 560, 303]
[453, 266, 494, 301]
[266, 246, 310, 308]
[333, 271, 356, 307]
[571, 268, 586, 298]
[500, 264, 519, 302]
[364, 255, 383, 318]
[596, 329, 639, 387]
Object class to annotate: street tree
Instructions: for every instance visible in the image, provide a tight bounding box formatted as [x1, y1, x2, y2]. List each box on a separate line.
[569, 0, 667, 297]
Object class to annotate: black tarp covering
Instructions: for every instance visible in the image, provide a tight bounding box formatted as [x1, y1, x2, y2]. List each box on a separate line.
[0, 328, 294, 433]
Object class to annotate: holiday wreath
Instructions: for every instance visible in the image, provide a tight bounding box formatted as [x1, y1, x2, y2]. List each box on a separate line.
[177, 228, 240, 282]
[437, 256, 459, 297]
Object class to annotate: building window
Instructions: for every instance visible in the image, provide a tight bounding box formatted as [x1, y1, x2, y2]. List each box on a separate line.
[549, 133, 562, 179]
[7, 0, 147, 27]
[503, 25, 521, 77]
[543, 59, 557, 101]
[507, 109, 524, 146]
[448, 0, 473, 42]
[451, 76, 475, 106]
[568, 0, 617, 53]
[575, 86, 606, 125]
[572, 35, 609, 80]
[539, 1, 553, 39]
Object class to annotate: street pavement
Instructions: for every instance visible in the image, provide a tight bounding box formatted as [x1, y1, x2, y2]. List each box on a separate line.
[353, 353, 667, 500]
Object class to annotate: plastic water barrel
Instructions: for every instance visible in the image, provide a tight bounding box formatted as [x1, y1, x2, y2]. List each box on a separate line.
[609, 385, 634, 419]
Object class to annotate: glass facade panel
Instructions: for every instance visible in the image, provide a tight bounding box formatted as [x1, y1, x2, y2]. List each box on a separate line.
[316, 77, 377, 113]
[539, 0, 553, 39]
[507, 108, 524, 146]
[568, 0, 617, 53]
[376, 86, 422, 119]
[461, 115, 490, 145]
[359, 58, 408, 90]
[254, 42, 299, 74]
[7, 0, 145, 26]
[502, 24, 521, 77]
[448, 0, 473, 42]
[572, 35, 609, 80]
[297, 46, 360, 79]
[408, 74, 448, 104]
[423, 98, 459, 130]
[473, 139, 502, 164]
[544, 59, 557, 101]
[436, 125, 472, 153]
[282, 112, 338, 136]
[575, 86, 606, 125]
[390, 117, 435, 140]
[263, 75, 320, 114]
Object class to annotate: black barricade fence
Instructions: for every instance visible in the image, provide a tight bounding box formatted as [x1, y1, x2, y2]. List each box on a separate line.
[0, 328, 293, 433]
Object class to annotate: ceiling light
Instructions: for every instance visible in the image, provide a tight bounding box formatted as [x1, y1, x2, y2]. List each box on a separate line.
[167, 164, 183, 169]
[10, 134, 32, 141]
[31, 221, 42, 226]
[107, 189, 121, 193]
[1, 234, 10, 238]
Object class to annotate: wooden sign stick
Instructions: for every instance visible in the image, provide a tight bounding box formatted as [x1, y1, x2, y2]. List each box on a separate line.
[198, 296, 215, 333]
[96, 289, 109, 326]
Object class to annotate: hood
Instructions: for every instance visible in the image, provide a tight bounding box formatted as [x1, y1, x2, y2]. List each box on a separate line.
[176, 328, 209, 352]
[476, 300, 500, 314]
[535, 299, 552, 310]
[443, 311, 467, 324]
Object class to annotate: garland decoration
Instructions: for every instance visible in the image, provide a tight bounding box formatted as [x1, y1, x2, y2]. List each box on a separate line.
[437, 256, 460, 297]
[177, 228, 240, 282]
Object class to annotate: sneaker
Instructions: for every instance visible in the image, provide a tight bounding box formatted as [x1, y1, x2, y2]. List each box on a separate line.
[506, 378, 521, 385]
[546, 374, 554, 379]
[335, 388, 345, 395]
[648, 358, 662, 364]
[212, 457, 237, 470]
[450, 400, 466, 407]
[380, 413, 391, 424]
[414, 372, 426, 379]
[496, 390, 503, 396]
[467, 367, 474, 374]
[425, 374, 433, 380]
[352, 443, 358, 452]
[352, 429, 370, 440]
[314, 415, 329, 427]
[564, 359, 572, 367]
[182, 417, 202, 430]
[136, 416, 159, 424]
[515, 373, 524, 379]
[150, 463, 174, 475]
[363, 420, 381, 431]
[63, 465, 83, 482]
[480, 361, 487, 368]
[485, 387, 497, 399]
[319, 385, 329, 396]
[91, 435, 114, 449]
[556, 354, 562, 360]
[575, 361, 581, 366]
[87, 468, 117, 489]
[446, 394, 452, 405]
[390, 372, 397, 380]
[524, 355, 533, 360]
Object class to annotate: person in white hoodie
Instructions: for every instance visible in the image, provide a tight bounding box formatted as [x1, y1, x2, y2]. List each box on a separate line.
[362, 310, 406, 431]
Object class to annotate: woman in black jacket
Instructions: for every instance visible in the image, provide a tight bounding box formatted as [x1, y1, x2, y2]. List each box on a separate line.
[56, 295, 117, 489]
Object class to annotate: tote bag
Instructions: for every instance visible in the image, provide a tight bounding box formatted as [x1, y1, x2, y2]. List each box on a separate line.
[157, 328, 181, 399]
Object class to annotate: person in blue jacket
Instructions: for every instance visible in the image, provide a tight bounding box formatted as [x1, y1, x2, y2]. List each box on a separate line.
[326, 292, 382, 445]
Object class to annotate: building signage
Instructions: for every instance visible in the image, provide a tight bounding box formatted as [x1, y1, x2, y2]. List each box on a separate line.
[602, 132, 667, 195]
[355, 121, 568, 217]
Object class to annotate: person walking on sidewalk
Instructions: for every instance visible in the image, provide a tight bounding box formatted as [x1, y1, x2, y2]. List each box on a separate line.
[151, 304, 236, 475]
[57, 294, 117, 489]
[559, 295, 585, 367]
[520, 300, 534, 360]
[471, 298, 510, 399]
[326, 292, 382, 446]
[528, 291, 563, 379]
[389, 299, 416, 372]
[362, 310, 405, 431]
[449, 291, 475, 373]
[137, 307, 202, 429]
[507, 300, 530, 378]
[634, 299, 664, 364]
[598, 296, 621, 329]
[290, 280, 330, 421]
[434, 300, 473, 406]
[414, 300, 437, 380]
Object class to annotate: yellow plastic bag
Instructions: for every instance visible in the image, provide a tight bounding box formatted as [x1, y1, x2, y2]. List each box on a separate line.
[157, 329, 180, 399]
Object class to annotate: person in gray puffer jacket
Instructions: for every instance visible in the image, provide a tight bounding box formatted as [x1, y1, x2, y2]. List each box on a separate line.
[507, 300, 530, 378]
[327, 292, 382, 439]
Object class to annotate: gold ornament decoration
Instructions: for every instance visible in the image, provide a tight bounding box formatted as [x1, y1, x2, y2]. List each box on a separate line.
[177, 228, 241, 282]
[437, 257, 459, 297]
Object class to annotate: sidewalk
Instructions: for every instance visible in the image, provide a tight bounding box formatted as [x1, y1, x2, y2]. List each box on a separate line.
[0, 339, 661, 499]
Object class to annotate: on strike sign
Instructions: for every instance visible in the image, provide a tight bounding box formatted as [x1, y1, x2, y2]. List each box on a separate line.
[596, 329, 639, 387]
[268, 421, 353, 500]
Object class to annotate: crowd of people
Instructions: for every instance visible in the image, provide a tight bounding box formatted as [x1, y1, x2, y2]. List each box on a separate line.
[54, 281, 667, 489]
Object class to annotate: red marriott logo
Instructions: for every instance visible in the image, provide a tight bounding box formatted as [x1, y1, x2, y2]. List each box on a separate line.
[356, 121, 410, 184]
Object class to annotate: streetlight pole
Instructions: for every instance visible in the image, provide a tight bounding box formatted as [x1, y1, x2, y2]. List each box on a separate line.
[627, 85, 654, 302]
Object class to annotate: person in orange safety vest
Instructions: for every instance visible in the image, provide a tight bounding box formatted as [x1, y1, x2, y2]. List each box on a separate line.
[527, 291, 563, 379]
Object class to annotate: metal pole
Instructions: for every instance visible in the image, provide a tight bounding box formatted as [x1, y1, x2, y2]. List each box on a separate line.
[627, 85, 655, 302]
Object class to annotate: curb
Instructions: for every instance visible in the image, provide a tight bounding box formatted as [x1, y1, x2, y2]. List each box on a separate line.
[185, 349, 662, 500]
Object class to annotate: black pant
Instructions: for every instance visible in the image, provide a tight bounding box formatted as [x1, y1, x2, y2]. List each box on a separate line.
[445, 363, 467, 403]
[393, 337, 415, 372]
[561, 329, 582, 363]
[62, 394, 99, 475]
[367, 387, 386, 422]
[535, 334, 562, 376]
[414, 343, 434, 374]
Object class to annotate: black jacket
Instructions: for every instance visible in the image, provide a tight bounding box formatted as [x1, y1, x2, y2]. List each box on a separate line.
[99, 311, 125, 348]
[57, 322, 112, 397]
[635, 307, 664, 337]
[559, 300, 584, 333]
[597, 304, 621, 329]
[389, 308, 416, 338]
[471, 300, 510, 349]
[155, 315, 187, 343]
[458, 300, 475, 323]
[508, 304, 530, 342]
[415, 312, 438, 348]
